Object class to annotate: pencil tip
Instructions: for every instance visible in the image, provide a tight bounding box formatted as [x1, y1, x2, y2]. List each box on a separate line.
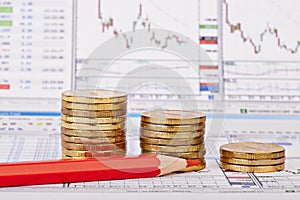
[186, 159, 201, 167]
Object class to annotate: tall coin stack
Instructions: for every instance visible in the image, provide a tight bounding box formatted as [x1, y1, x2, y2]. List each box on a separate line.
[219, 142, 285, 172]
[140, 110, 206, 171]
[61, 89, 127, 158]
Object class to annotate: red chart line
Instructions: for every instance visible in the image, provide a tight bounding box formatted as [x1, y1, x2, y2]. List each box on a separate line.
[223, 0, 300, 54]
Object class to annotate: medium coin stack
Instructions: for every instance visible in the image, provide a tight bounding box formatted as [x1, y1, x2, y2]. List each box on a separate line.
[61, 89, 127, 158]
[140, 110, 206, 172]
[219, 142, 285, 173]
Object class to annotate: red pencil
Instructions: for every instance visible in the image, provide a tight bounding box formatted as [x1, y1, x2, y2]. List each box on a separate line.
[0, 154, 201, 187]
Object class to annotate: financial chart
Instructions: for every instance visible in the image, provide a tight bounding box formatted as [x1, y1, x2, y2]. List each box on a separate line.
[75, 0, 214, 122]
[76, 0, 199, 57]
[222, 0, 300, 102]
[0, 0, 300, 195]
[200, 0, 300, 102]
[2, 0, 299, 133]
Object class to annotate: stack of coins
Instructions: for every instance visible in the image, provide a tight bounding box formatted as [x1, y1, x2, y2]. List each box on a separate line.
[219, 142, 285, 173]
[140, 110, 206, 171]
[61, 89, 127, 158]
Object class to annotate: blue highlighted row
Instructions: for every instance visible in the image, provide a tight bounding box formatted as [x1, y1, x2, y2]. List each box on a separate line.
[1, 111, 299, 120]
[200, 86, 219, 93]
[0, 112, 61, 116]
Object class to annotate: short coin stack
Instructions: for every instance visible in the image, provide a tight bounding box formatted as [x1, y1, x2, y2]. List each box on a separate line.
[219, 142, 285, 173]
[140, 110, 206, 171]
[61, 89, 127, 158]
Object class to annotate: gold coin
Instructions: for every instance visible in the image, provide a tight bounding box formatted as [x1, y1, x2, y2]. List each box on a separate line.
[187, 158, 205, 163]
[62, 154, 86, 159]
[220, 142, 285, 159]
[61, 121, 126, 131]
[140, 128, 205, 139]
[61, 127, 125, 137]
[61, 134, 126, 144]
[140, 136, 204, 146]
[220, 156, 285, 166]
[62, 89, 127, 104]
[61, 114, 126, 124]
[219, 161, 284, 173]
[62, 154, 125, 160]
[141, 122, 205, 133]
[142, 149, 206, 159]
[62, 147, 126, 157]
[62, 101, 127, 111]
[140, 143, 204, 152]
[178, 160, 206, 172]
[141, 110, 206, 125]
[62, 140, 126, 151]
[61, 108, 126, 118]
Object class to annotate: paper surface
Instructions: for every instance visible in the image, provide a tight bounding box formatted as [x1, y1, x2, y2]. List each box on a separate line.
[0, 132, 299, 193]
